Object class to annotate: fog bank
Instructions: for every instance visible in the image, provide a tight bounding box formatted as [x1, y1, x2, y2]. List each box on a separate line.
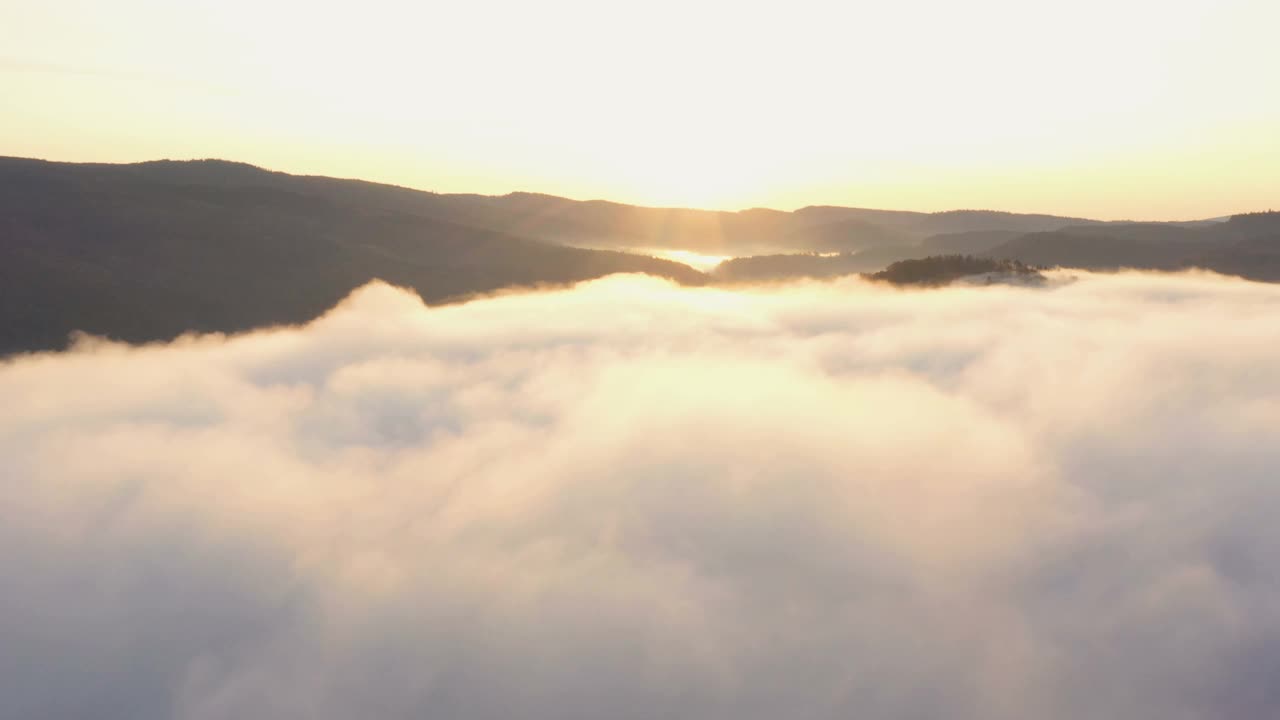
[3, 271, 1280, 720]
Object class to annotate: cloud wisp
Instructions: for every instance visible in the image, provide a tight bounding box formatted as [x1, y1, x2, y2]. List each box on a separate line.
[3, 271, 1280, 720]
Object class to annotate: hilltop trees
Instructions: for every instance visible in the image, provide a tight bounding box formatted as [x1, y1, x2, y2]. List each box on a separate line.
[869, 255, 1042, 286]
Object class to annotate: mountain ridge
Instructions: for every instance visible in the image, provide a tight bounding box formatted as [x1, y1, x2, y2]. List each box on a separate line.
[3, 155, 1277, 356]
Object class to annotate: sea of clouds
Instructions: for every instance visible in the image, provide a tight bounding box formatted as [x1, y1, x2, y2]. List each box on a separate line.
[3, 270, 1280, 720]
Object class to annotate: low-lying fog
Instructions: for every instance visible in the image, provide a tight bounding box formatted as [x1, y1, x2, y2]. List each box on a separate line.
[3, 271, 1279, 720]
[629, 247, 733, 271]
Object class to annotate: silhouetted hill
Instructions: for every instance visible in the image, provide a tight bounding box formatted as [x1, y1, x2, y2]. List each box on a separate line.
[1191, 218, 1280, 281]
[982, 216, 1280, 275]
[781, 219, 916, 252]
[1215, 211, 1280, 239]
[760, 208, 1101, 261]
[791, 205, 927, 227]
[173, 167, 1102, 256]
[0, 157, 705, 355]
[791, 206, 1101, 237]
[983, 224, 1211, 270]
[5, 156, 1275, 355]
[5, 157, 1115, 256]
[712, 231, 1033, 282]
[912, 210, 1102, 235]
[918, 230, 1024, 255]
[869, 255, 1045, 286]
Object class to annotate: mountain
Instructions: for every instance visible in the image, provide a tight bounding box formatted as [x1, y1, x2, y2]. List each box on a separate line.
[1193, 234, 1280, 282]
[910, 210, 1103, 235]
[982, 224, 1216, 270]
[0, 157, 705, 355]
[710, 214, 1280, 284]
[780, 219, 916, 253]
[4, 155, 1273, 356]
[983, 214, 1280, 274]
[1, 155, 1109, 254]
[714, 227, 1090, 283]
[1189, 213, 1280, 281]
[433, 200, 1100, 256]
[917, 229, 1025, 255]
[791, 206, 1102, 236]
[712, 231, 1041, 282]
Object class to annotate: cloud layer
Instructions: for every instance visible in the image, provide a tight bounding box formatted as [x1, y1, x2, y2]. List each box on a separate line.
[3, 271, 1280, 720]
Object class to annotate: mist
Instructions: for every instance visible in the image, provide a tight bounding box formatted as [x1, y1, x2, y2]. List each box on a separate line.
[3, 271, 1280, 720]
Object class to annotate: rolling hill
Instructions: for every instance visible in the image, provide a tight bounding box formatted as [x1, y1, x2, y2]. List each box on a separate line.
[0, 157, 705, 354]
[3, 156, 1275, 355]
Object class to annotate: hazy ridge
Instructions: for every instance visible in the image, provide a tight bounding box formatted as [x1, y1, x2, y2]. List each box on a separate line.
[3, 156, 1277, 355]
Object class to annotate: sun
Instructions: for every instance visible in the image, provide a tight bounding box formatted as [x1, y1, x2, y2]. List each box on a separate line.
[597, 133, 782, 211]
[638, 249, 731, 272]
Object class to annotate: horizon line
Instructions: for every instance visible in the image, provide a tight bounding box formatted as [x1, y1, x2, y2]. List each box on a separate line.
[0, 152, 1256, 224]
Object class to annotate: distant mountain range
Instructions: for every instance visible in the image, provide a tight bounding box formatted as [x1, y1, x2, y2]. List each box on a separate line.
[2, 156, 1277, 355]
[717, 213, 1279, 283]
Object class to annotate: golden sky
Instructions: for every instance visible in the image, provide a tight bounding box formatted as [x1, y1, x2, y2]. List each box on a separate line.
[3, 0, 1277, 219]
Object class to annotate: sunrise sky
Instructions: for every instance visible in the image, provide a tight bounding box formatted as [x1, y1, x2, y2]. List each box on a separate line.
[3, 0, 1277, 218]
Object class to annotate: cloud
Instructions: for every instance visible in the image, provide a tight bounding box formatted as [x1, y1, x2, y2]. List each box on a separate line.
[3, 271, 1280, 720]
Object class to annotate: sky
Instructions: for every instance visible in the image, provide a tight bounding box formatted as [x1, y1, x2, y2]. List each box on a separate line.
[5, 270, 1280, 719]
[2, 0, 1278, 218]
